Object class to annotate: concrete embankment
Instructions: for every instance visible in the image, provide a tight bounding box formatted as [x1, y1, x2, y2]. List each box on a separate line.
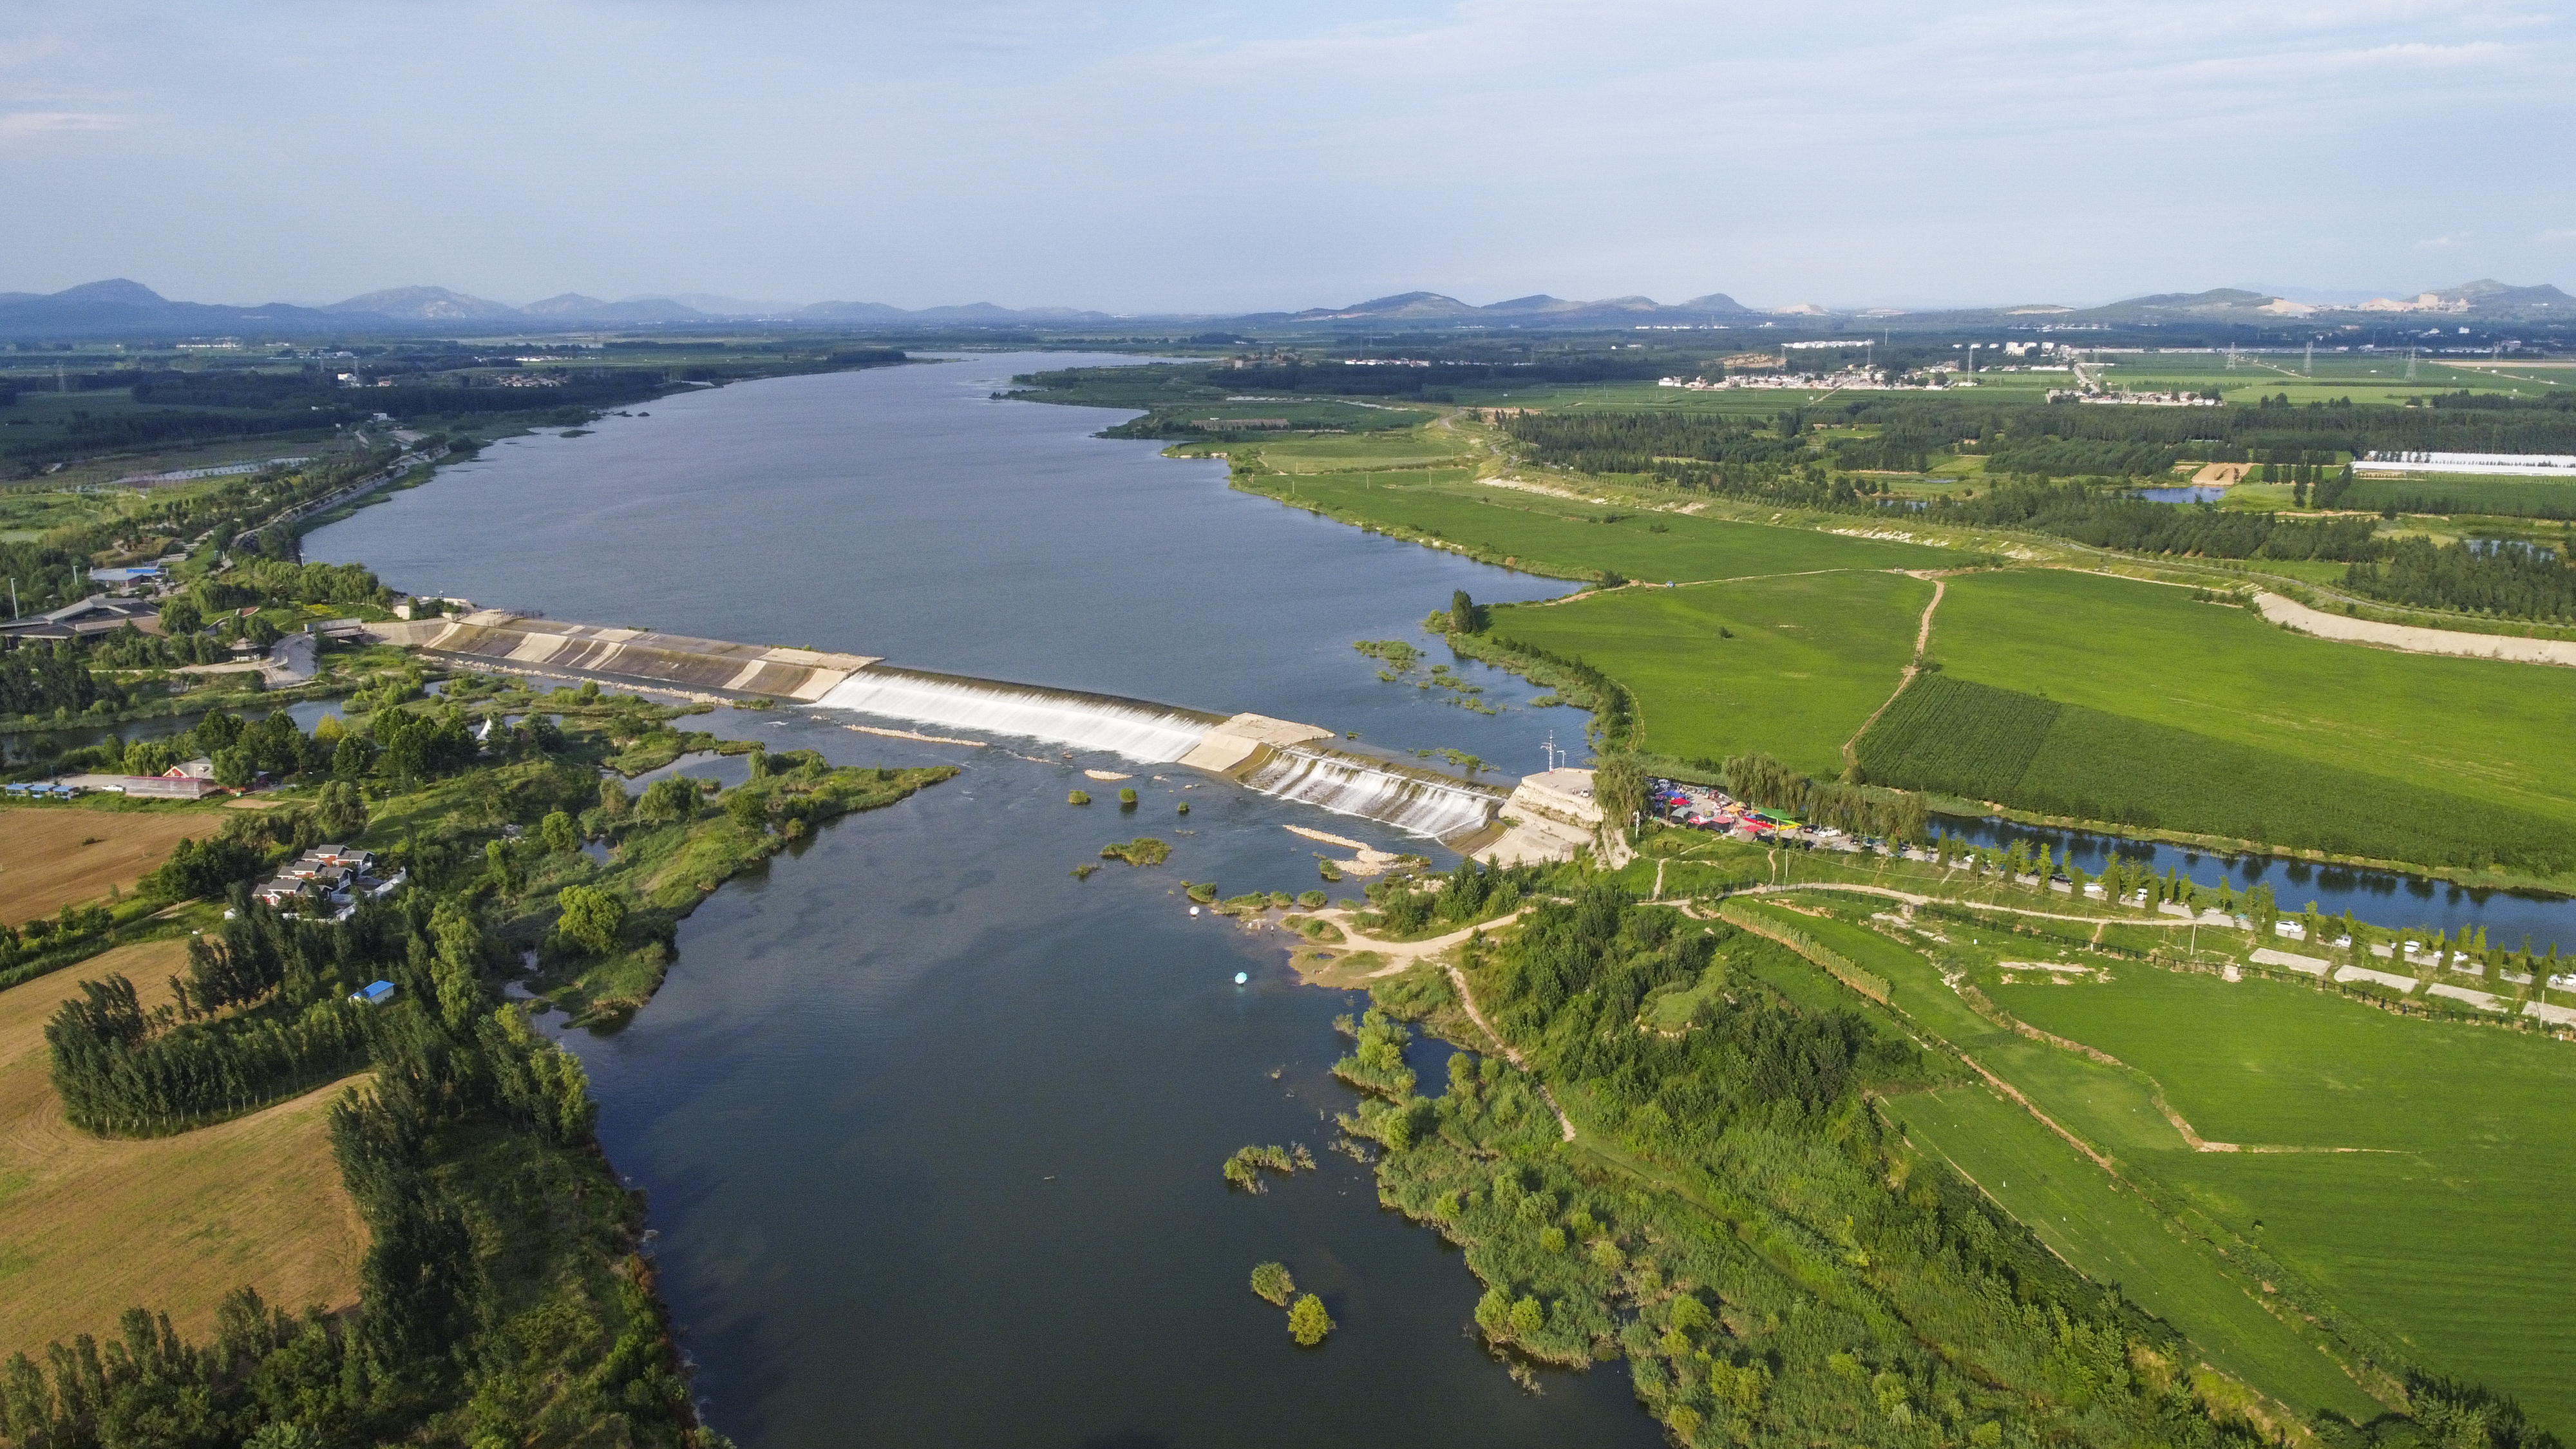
[372, 611, 878, 701]
[372, 612, 1591, 855]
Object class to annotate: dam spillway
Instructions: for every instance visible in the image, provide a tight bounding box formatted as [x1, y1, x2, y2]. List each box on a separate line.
[815, 667, 1224, 763]
[377, 611, 1512, 846]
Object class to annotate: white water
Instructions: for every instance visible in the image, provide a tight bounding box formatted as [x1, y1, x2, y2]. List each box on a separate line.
[818, 671, 1214, 762]
[1243, 748, 1500, 843]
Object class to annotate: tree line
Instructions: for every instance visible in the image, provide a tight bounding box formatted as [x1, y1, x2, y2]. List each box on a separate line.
[1722, 751, 1931, 844]
[1929, 480, 2382, 561]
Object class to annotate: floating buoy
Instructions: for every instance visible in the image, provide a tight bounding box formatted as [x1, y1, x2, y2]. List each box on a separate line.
[1189, 905, 1200, 916]
[1235, 972, 1249, 985]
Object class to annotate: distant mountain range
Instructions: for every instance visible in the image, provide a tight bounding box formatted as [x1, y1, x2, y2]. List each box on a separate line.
[0, 277, 2564, 339]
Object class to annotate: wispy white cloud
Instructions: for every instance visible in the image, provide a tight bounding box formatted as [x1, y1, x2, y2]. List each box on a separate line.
[0, 110, 125, 140]
[0, 0, 2568, 306]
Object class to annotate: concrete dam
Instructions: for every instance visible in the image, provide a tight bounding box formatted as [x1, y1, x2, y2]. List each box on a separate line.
[375, 612, 1602, 857]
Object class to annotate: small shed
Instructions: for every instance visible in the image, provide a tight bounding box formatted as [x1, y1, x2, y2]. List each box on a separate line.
[350, 980, 397, 1007]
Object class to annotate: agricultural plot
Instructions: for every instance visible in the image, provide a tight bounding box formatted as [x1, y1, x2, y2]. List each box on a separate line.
[2340, 474, 2576, 520]
[1996, 967, 2576, 1434]
[0, 940, 365, 1356]
[0, 803, 229, 925]
[1854, 673, 2573, 873]
[1926, 568, 2576, 836]
[1886, 1084, 2382, 1420]
[1490, 571, 1932, 774]
[1247, 428, 1480, 473]
[1256, 466, 1952, 580]
[1734, 898, 2382, 1416]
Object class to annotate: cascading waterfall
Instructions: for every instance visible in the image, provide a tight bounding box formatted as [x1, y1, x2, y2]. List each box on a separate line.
[818, 668, 1218, 762]
[1242, 747, 1500, 844]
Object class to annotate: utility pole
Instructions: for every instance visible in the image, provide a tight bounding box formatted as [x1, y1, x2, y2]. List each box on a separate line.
[6, 577, 16, 620]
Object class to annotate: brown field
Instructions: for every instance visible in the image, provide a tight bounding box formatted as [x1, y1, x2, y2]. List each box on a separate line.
[0, 938, 366, 1356]
[0, 804, 225, 926]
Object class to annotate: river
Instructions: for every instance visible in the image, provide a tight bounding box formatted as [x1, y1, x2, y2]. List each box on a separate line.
[1939, 813, 2576, 952]
[305, 355, 1663, 1448]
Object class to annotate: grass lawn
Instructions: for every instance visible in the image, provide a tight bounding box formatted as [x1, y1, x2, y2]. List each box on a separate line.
[1492, 571, 1930, 774]
[0, 939, 365, 1356]
[1256, 466, 1952, 582]
[1993, 967, 2576, 1433]
[1931, 568, 2576, 828]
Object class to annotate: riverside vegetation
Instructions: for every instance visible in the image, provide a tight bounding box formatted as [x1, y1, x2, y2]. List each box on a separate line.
[1324, 876, 2557, 1449]
[0, 668, 952, 1446]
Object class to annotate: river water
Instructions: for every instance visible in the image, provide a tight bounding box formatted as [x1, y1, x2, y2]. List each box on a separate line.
[306, 356, 1662, 1448]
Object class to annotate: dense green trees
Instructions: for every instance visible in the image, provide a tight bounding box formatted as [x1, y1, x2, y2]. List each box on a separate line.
[1934, 481, 2383, 562]
[1722, 751, 1928, 843]
[554, 885, 626, 956]
[2345, 536, 2576, 621]
[0, 639, 117, 719]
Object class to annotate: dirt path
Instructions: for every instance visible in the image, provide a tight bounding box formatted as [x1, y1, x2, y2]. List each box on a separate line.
[1723, 878, 2204, 928]
[2253, 591, 2576, 668]
[1841, 572, 1947, 772]
[1302, 907, 1576, 1141]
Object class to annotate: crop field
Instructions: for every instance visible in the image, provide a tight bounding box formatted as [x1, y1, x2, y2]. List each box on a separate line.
[0, 802, 229, 925]
[1994, 967, 2576, 1434]
[0, 940, 366, 1356]
[1247, 428, 1481, 473]
[1728, 897, 2380, 1416]
[1929, 569, 2576, 831]
[2340, 473, 2576, 520]
[1886, 1084, 2382, 1420]
[1490, 571, 1931, 773]
[1251, 466, 1953, 580]
[1854, 673, 2573, 871]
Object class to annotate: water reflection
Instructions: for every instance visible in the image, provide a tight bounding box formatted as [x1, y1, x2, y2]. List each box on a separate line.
[1938, 813, 2573, 951]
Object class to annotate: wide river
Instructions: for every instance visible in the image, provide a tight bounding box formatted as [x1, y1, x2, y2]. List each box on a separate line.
[307, 356, 1668, 1448]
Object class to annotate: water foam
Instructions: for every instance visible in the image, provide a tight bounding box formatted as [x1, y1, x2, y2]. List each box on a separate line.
[819, 670, 1213, 762]
[1242, 748, 1499, 843]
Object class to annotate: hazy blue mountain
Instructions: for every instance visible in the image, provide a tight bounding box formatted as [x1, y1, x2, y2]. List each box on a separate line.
[323, 285, 520, 320]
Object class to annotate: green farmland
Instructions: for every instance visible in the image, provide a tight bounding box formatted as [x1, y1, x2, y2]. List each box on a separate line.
[2341, 473, 2576, 520]
[1994, 967, 2576, 1434]
[1886, 1085, 2383, 1423]
[1927, 569, 2576, 836]
[1855, 672, 2575, 872]
[1737, 891, 2573, 1429]
[1491, 571, 1931, 775]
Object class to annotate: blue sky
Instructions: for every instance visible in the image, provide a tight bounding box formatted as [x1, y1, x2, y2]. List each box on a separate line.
[3, 1, 2570, 311]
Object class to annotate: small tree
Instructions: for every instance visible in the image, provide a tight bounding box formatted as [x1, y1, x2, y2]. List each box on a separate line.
[538, 810, 579, 853]
[638, 776, 698, 824]
[1249, 1262, 1295, 1307]
[315, 781, 368, 840]
[1287, 1294, 1335, 1347]
[1592, 753, 1645, 833]
[556, 885, 626, 956]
